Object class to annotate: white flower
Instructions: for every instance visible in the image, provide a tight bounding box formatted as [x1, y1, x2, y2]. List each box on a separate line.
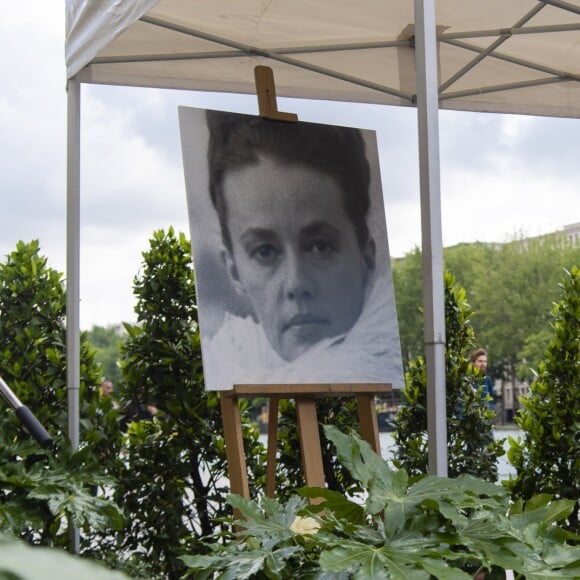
[290, 516, 321, 535]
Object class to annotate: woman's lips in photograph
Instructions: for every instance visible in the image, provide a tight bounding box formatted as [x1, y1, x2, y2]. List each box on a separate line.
[283, 313, 330, 336]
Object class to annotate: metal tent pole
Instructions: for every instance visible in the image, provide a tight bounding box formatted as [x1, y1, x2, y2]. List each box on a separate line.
[66, 76, 81, 552]
[414, 0, 448, 476]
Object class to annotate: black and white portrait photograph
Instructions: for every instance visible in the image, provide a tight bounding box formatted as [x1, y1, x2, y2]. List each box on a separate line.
[179, 107, 403, 391]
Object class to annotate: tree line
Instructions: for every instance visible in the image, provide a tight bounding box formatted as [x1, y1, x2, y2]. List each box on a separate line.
[88, 230, 580, 394]
[393, 233, 580, 384]
[90, 231, 580, 401]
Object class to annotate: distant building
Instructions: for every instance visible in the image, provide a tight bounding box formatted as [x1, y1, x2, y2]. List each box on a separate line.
[495, 378, 529, 424]
[562, 222, 580, 245]
[520, 221, 580, 248]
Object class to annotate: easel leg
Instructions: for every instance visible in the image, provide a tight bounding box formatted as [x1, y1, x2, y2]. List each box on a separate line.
[356, 394, 382, 456]
[266, 397, 279, 498]
[220, 393, 250, 499]
[295, 397, 325, 489]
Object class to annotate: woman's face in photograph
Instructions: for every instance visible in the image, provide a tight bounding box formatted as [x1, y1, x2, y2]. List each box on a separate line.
[222, 154, 374, 361]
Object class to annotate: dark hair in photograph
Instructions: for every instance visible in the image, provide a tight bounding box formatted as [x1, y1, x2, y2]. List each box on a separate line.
[206, 110, 371, 251]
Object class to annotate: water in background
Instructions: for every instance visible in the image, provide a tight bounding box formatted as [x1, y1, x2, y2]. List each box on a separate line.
[379, 428, 521, 481]
[258, 428, 521, 481]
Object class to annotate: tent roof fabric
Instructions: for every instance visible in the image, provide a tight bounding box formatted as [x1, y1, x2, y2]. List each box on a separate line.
[66, 0, 580, 118]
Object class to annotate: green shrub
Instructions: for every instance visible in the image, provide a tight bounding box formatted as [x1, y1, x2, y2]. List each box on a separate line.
[0, 533, 129, 579]
[0, 240, 122, 546]
[506, 266, 580, 534]
[394, 271, 503, 480]
[95, 228, 267, 579]
[184, 426, 580, 579]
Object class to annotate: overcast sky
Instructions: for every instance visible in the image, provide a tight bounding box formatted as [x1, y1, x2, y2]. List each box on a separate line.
[1, 2, 578, 330]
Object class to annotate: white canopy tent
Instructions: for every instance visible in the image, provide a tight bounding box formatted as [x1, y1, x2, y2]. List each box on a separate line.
[64, 0, 580, 480]
[67, 0, 580, 116]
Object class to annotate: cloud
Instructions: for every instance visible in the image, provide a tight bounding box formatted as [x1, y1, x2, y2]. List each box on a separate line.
[0, 2, 67, 271]
[81, 89, 187, 231]
[441, 152, 578, 247]
[1, 1, 578, 329]
[79, 230, 153, 329]
[501, 115, 580, 179]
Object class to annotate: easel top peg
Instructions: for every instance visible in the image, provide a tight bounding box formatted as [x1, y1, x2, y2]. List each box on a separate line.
[254, 65, 298, 122]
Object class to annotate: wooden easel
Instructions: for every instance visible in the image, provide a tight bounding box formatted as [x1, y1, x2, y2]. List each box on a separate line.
[218, 67, 392, 500]
[220, 383, 391, 499]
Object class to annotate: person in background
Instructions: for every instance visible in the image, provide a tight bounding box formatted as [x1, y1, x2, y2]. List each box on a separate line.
[470, 348, 495, 411]
[120, 399, 158, 432]
[99, 378, 114, 397]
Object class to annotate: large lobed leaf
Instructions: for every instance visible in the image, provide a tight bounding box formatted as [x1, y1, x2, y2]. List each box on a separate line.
[182, 427, 580, 578]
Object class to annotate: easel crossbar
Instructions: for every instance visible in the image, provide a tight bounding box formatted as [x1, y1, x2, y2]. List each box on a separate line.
[222, 383, 391, 397]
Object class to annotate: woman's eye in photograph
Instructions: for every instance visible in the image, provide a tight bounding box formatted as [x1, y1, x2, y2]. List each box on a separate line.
[251, 243, 280, 263]
[306, 239, 337, 258]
